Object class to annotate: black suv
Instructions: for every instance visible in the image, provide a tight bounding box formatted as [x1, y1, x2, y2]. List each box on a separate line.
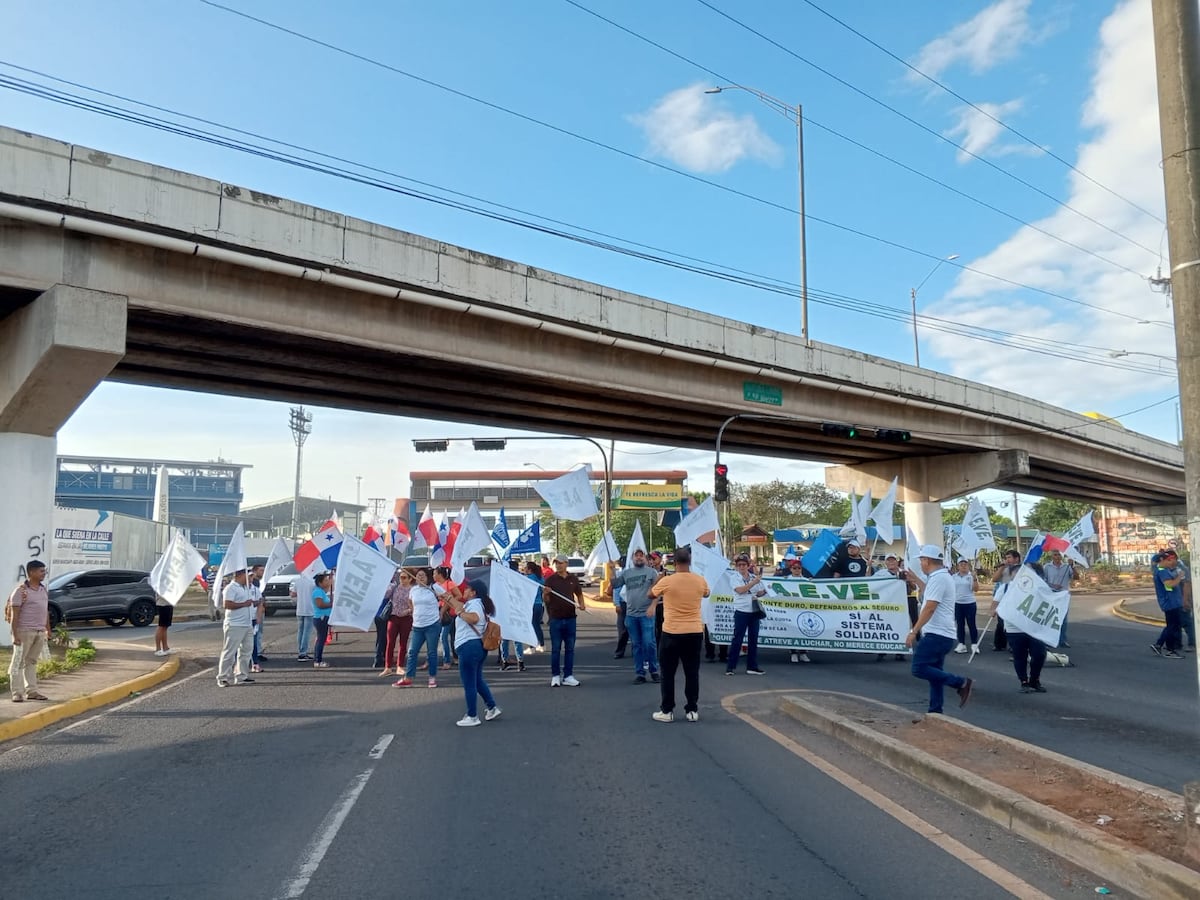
[47, 569, 158, 628]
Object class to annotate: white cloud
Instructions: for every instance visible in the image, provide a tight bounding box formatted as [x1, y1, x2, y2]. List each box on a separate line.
[910, 0, 1035, 79]
[632, 83, 782, 174]
[925, 0, 1173, 412]
[944, 98, 1046, 161]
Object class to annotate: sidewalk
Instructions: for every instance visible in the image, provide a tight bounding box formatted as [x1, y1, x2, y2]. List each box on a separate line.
[1113, 595, 1167, 626]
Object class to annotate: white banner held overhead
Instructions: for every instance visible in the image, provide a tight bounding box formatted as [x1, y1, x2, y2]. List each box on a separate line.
[957, 496, 996, 558]
[449, 501, 492, 582]
[210, 522, 247, 608]
[626, 520, 647, 560]
[869, 478, 898, 544]
[148, 529, 207, 607]
[995, 565, 1069, 647]
[533, 467, 599, 521]
[674, 495, 719, 548]
[262, 536, 293, 582]
[1061, 510, 1096, 548]
[487, 561, 540, 647]
[584, 530, 620, 573]
[330, 535, 399, 632]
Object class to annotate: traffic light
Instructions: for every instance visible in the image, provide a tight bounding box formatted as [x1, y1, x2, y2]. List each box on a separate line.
[412, 440, 449, 453]
[875, 429, 911, 443]
[714, 463, 729, 502]
[821, 423, 859, 439]
[471, 439, 508, 451]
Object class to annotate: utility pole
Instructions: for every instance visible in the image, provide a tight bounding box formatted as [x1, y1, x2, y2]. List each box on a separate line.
[288, 407, 312, 538]
[1150, 0, 1200, 859]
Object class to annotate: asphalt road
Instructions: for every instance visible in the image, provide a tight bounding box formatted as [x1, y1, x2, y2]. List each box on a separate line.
[0, 597, 1155, 899]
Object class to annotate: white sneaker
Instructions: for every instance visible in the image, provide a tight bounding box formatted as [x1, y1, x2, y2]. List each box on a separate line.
[485, 707, 502, 721]
[562, 675, 580, 687]
[953, 643, 968, 654]
[652, 710, 674, 723]
[154, 649, 167, 657]
[790, 651, 799, 663]
[456, 715, 481, 727]
[685, 711, 699, 723]
[797, 652, 812, 663]
[550, 675, 562, 687]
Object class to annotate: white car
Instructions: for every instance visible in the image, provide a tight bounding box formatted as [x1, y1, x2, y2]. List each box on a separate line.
[566, 557, 590, 585]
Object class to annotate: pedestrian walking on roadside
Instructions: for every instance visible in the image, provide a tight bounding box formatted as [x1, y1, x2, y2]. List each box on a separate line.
[544, 555, 585, 686]
[6, 560, 52, 703]
[447, 579, 501, 726]
[726, 553, 767, 676]
[648, 545, 709, 723]
[1151, 549, 1187, 659]
[907, 546, 973, 714]
[295, 572, 315, 660]
[217, 568, 256, 686]
[951, 559, 980, 655]
[381, 570, 414, 677]
[311, 572, 334, 669]
[395, 568, 441, 687]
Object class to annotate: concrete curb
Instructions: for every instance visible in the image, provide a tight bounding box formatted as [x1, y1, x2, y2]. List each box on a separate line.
[0, 655, 180, 744]
[1112, 598, 1164, 627]
[780, 692, 1200, 900]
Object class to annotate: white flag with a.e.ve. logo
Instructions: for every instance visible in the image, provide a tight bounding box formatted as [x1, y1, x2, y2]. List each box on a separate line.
[996, 565, 1069, 647]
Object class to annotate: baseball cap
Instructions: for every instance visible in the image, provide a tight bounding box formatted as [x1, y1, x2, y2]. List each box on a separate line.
[847, 539, 862, 548]
[734, 553, 751, 563]
[885, 553, 898, 560]
[553, 554, 568, 563]
[649, 551, 662, 559]
[917, 545, 944, 560]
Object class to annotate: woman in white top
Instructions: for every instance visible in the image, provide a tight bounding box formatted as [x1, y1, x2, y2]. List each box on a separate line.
[445, 579, 500, 727]
[726, 553, 768, 675]
[951, 559, 980, 654]
[394, 568, 441, 688]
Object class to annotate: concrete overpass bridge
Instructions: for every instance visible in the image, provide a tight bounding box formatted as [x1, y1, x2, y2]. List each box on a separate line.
[0, 124, 1185, 583]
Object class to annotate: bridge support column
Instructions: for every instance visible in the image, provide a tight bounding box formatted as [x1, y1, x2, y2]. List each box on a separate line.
[825, 450, 1030, 548]
[0, 285, 126, 646]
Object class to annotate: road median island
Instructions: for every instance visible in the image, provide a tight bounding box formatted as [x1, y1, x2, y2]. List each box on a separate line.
[779, 690, 1199, 900]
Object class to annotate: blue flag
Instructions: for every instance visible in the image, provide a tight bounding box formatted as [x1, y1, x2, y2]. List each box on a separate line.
[504, 520, 540, 559]
[491, 507, 511, 548]
[800, 529, 841, 577]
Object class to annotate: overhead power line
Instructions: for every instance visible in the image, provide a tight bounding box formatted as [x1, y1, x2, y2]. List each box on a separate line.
[184, 3, 1168, 328]
[0, 66, 1174, 380]
[561, 0, 1151, 280]
[795, 0, 1167, 227]
[692, 0, 1162, 259]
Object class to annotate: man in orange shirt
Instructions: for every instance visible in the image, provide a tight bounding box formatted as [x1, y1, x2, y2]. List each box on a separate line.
[647, 545, 709, 723]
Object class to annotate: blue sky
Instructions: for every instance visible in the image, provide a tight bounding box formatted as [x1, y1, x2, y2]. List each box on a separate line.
[0, 1, 1180, 516]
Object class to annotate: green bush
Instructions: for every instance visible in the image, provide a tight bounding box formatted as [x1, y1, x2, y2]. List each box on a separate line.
[1089, 562, 1121, 585]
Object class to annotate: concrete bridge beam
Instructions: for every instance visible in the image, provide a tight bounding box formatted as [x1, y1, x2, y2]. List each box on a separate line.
[825, 449, 1031, 547]
[0, 284, 126, 646]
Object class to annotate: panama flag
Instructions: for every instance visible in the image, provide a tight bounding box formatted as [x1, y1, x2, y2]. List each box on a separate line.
[414, 504, 438, 549]
[430, 514, 451, 567]
[444, 507, 465, 563]
[363, 524, 385, 553]
[1024, 533, 1071, 564]
[389, 517, 412, 556]
[294, 519, 344, 578]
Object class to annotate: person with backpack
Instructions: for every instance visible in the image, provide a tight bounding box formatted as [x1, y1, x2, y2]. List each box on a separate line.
[446, 579, 501, 727]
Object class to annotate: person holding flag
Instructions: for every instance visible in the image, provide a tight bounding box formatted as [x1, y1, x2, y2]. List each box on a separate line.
[544, 555, 585, 687]
[217, 567, 256, 687]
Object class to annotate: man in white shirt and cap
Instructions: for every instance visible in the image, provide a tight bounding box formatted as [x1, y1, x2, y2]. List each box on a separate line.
[905, 545, 973, 714]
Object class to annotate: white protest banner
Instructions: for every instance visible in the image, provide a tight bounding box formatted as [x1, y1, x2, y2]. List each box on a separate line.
[957, 497, 996, 558]
[148, 529, 207, 606]
[854, 489, 872, 545]
[262, 536, 293, 582]
[995, 565, 1069, 647]
[869, 478, 898, 544]
[534, 467, 599, 521]
[706, 575, 910, 653]
[449, 501, 491, 582]
[626, 520, 647, 560]
[674, 495, 719, 548]
[210, 522, 247, 608]
[1061, 510, 1096, 548]
[330, 535, 399, 632]
[584, 531, 620, 572]
[488, 561, 539, 647]
[688, 541, 730, 588]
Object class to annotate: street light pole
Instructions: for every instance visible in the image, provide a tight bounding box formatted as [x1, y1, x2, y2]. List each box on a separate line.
[706, 85, 808, 343]
[910, 254, 958, 367]
[288, 406, 312, 539]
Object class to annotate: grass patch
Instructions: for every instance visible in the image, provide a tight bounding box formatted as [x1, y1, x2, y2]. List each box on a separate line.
[0, 636, 96, 692]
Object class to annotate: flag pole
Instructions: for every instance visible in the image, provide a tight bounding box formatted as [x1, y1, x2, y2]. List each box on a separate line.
[968, 617, 994, 664]
[544, 584, 596, 615]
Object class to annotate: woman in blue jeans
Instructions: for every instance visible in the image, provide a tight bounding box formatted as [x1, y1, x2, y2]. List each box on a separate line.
[394, 568, 441, 688]
[446, 579, 500, 727]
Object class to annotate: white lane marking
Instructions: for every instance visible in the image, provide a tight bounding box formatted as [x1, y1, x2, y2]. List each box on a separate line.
[368, 734, 394, 759]
[724, 691, 1056, 900]
[277, 734, 392, 899]
[278, 768, 375, 899]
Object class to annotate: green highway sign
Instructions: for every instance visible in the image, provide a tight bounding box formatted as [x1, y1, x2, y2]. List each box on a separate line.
[743, 381, 783, 406]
